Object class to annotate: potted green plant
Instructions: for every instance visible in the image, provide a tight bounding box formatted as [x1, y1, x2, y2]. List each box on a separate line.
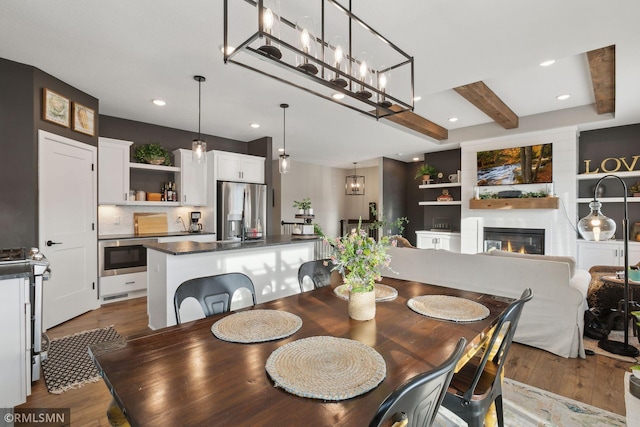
[134, 143, 171, 166]
[414, 163, 437, 181]
[324, 220, 393, 320]
[292, 198, 312, 214]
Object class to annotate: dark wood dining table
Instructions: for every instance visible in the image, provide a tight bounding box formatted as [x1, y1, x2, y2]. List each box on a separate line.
[90, 277, 510, 427]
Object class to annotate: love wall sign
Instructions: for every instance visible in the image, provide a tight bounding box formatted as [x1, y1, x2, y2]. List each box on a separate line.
[583, 155, 640, 174]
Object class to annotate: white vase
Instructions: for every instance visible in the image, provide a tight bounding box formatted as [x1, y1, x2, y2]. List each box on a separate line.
[348, 290, 376, 321]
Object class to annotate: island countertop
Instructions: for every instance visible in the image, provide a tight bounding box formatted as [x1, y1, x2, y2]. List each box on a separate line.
[145, 234, 319, 256]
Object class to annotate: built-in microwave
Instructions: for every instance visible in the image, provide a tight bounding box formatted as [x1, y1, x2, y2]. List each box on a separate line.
[98, 238, 157, 277]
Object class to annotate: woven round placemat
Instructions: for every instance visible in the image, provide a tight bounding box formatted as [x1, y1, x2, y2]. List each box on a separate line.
[334, 283, 398, 302]
[265, 336, 386, 401]
[407, 295, 490, 322]
[211, 309, 302, 343]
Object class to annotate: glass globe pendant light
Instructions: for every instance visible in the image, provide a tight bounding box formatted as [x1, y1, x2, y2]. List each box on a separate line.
[296, 16, 318, 75]
[577, 200, 616, 241]
[192, 75, 207, 164]
[279, 103, 290, 174]
[257, 0, 282, 59]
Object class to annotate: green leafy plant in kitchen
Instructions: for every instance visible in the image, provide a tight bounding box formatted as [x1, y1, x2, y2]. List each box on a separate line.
[414, 163, 437, 180]
[292, 198, 312, 210]
[134, 143, 172, 166]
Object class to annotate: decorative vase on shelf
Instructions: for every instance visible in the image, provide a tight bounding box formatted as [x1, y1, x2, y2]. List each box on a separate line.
[307, 208, 314, 215]
[347, 277, 376, 321]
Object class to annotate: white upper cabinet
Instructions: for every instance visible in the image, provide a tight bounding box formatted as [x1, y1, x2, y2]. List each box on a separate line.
[98, 138, 132, 205]
[212, 150, 265, 184]
[173, 149, 207, 206]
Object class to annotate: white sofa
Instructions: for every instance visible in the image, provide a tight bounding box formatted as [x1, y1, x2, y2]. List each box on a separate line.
[383, 247, 591, 358]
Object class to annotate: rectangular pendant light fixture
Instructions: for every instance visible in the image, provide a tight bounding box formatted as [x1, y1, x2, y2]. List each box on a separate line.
[223, 0, 414, 120]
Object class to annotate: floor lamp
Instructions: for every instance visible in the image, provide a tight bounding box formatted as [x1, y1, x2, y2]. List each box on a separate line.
[578, 174, 639, 357]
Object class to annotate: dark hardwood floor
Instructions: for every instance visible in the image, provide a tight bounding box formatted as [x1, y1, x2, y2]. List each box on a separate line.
[19, 297, 630, 426]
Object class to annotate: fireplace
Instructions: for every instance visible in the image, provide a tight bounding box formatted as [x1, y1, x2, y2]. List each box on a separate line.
[483, 227, 545, 254]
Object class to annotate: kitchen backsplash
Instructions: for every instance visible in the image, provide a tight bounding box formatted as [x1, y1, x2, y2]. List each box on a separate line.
[98, 205, 213, 236]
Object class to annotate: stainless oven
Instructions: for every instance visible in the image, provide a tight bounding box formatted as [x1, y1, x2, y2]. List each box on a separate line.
[99, 238, 157, 277]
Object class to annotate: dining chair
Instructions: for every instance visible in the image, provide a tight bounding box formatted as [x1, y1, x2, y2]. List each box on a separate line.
[369, 337, 467, 427]
[441, 288, 533, 427]
[174, 272, 256, 324]
[297, 259, 333, 292]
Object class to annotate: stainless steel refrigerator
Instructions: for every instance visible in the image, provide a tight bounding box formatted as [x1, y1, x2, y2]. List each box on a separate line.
[217, 181, 267, 241]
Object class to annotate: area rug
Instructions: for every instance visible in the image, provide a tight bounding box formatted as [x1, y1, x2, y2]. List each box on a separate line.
[42, 326, 123, 394]
[585, 329, 640, 363]
[434, 378, 626, 427]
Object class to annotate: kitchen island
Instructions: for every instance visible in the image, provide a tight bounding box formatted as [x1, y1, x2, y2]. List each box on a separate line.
[145, 236, 318, 329]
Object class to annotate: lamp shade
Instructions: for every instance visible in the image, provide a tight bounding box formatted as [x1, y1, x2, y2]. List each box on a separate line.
[577, 200, 616, 241]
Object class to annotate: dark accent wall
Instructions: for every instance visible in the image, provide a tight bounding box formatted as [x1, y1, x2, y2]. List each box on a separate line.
[578, 123, 640, 240]
[0, 58, 99, 248]
[1, 59, 36, 248]
[381, 158, 408, 237]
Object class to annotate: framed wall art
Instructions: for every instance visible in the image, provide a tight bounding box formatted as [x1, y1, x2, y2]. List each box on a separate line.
[72, 102, 95, 136]
[42, 88, 70, 127]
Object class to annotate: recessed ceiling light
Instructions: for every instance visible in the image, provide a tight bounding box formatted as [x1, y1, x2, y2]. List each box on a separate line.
[412, 157, 420, 161]
[556, 94, 570, 100]
[152, 99, 166, 106]
[250, 123, 260, 129]
[332, 93, 345, 100]
[448, 117, 458, 122]
[413, 96, 422, 102]
[539, 59, 556, 67]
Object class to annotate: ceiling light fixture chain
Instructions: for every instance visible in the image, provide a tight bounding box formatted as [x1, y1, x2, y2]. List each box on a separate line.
[192, 75, 207, 164]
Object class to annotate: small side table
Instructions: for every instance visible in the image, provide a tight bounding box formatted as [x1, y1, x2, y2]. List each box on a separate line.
[600, 276, 640, 340]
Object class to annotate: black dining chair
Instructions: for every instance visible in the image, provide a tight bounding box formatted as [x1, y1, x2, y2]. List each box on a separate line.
[369, 337, 467, 427]
[297, 259, 333, 292]
[173, 272, 256, 324]
[441, 288, 533, 427]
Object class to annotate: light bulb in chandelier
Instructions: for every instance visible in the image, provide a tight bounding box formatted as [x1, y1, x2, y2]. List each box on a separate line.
[355, 52, 373, 99]
[327, 36, 347, 88]
[296, 16, 318, 75]
[257, 0, 282, 59]
[377, 68, 392, 108]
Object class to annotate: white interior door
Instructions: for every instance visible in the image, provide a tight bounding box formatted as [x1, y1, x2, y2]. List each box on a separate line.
[39, 130, 99, 329]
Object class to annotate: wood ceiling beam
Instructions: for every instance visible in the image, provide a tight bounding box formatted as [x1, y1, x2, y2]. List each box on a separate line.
[453, 81, 519, 129]
[587, 45, 615, 115]
[382, 105, 449, 140]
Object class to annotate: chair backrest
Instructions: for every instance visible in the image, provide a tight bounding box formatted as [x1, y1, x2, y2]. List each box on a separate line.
[459, 288, 533, 404]
[297, 259, 333, 292]
[369, 337, 467, 427]
[174, 273, 256, 324]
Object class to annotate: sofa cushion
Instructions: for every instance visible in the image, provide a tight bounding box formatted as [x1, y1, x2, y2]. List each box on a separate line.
[486, 249, 577, 277]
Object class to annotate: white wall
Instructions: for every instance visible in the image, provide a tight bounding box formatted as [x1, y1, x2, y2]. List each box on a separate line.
[275, 161, 379, 238]
[460, 126, 578, 257]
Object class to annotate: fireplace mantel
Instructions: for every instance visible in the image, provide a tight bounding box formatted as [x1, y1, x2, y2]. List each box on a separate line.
[469, 197, 559, 210]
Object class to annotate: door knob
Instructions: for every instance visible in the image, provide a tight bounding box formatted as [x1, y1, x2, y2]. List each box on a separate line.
[46, 240, 62, 246]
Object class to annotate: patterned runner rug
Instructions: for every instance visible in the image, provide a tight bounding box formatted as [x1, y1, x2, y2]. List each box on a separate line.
[42, 326, 123, 394]
[434, 378, 626, 426]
